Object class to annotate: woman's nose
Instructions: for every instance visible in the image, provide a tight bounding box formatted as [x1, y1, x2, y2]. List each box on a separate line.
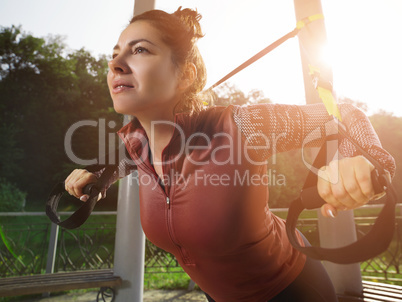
[108, 56, 129, 74]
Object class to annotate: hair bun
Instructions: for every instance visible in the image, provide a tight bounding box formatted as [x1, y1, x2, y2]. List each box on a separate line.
[173, 7, 204, 40]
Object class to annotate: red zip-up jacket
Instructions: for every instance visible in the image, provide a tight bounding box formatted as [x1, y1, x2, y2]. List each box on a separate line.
[114, 103, 395, 302]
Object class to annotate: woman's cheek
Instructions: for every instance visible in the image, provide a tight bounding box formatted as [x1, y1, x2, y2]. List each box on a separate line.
[106, 72, 113, 93]
[151, 59, 179, 94]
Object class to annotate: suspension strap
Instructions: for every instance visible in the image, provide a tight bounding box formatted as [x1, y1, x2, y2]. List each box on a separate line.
[46, 163, 118, 229]
[286, 118, 397, 264]
[308, 64, 342, 120]
[208, 14, 324, 90]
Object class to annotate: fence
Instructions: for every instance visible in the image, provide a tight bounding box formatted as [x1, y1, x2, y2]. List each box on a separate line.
[0, 205, 401, 284]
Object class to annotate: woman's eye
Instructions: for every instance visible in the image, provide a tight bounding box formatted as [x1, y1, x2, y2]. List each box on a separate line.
[133, 46, 149, 54]
[112, 53, 118, 59]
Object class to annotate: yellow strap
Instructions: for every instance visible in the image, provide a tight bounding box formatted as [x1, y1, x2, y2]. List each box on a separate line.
[296, 13, 324, 30]
[317, 86, 342, 121]
[297, 16, 341, 120]
[308, 64, 342, 120]
[308, 64, 321, 76]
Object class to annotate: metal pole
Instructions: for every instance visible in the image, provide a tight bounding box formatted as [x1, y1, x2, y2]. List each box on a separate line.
[293, 0, 363, 297]
[114, 168, 145, 302]
[43, 222, 59, 297]
[113, 1, 155, 298]
[45, 222, 59, 275]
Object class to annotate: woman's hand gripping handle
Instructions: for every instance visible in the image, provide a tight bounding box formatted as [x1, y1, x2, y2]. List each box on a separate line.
[64, 169, 103, 202]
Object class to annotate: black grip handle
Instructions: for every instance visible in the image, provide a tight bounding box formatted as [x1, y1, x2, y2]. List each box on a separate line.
[300, 169, 387, 210]
[286, 167, 396, 264]
[46, 182, 101, 229]
[82, 183, 98, 196]
[46, 151, 121, 229]
[287, 122, 397, 264]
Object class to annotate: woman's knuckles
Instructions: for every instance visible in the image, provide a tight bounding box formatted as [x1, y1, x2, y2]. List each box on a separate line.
[318, 184, 332, 201]
[331, 185, 350, 201]
[64, 169, 96, 198]
[344, 182, 362, 198]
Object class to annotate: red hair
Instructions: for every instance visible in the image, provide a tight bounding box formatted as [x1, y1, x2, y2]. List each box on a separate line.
[130, 7, 213, 114]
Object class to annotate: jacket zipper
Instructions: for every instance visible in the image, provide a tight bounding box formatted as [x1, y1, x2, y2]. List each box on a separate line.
[139, 156, 193, 264]
[165, 195, 192, 264]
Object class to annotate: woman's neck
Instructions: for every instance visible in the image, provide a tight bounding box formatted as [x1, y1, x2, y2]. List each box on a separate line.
[136, 111, 176, 176]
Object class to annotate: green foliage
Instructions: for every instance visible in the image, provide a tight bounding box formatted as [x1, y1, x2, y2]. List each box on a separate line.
[0, 26, 121, 204]
[214, 83, 271, 106]
[369, 112, 402, 202]
[0, 123, 24, 179]
[0, 178, 26, 212]
[340, 96, 369, 113]
[267, 149, 308, 208]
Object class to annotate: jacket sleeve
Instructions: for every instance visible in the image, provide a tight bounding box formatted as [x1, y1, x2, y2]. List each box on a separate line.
[232, 103, 396, 177]
[85, 145, 137, 194]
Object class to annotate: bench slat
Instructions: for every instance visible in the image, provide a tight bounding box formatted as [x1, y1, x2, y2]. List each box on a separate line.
[364, 289, 402, 300]
[364, 287, 402, 297]
[0, 270, 121, 297]
[363, 293, 402, 302]
[363, 298, 388, 302]
[3, 274, 120, 287]
[362, 281, 402, 301]
[0, 270, 115, 284]
[363, 281, 402, 294]
[363, 281, 402, 291]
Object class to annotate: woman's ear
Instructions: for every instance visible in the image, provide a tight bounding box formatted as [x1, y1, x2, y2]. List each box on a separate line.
[178, 62, 197, 91]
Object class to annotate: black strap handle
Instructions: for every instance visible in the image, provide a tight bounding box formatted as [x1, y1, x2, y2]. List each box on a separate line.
[286, 130, 397, 264]
[46, 164, 117, 229]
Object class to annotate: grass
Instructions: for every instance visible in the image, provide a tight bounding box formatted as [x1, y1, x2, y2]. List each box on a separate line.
[144, 272, 193, 290]
[271, 208, 318, 220]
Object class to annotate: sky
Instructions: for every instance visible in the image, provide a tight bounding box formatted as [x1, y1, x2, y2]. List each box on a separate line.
[1, 0, 401, 116]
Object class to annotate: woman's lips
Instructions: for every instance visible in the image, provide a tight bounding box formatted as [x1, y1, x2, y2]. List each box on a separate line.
[112, 80, 135, 94]
[112, 84, 135, 94]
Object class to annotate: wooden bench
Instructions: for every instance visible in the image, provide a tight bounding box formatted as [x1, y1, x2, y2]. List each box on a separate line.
[338, 281, 402, 302]
[362, 281, 402, 302]
[0, 269, 122, 301]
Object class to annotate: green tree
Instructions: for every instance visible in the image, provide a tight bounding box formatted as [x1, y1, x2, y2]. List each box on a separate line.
[339, 96, 369, 113]
[369, 111, 402, 202]
[0, 123, 23, 179]
[267, 149, 307, 208]
[214, 83, 271, 106]
[0, 178, 26, 212]
[0, 26, 121, 207]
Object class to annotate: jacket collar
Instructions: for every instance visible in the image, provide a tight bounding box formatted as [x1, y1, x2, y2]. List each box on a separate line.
[117, 113, 189, 160]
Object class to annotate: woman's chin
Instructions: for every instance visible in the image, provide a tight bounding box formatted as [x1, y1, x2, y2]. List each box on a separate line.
[112, 102, 135, 115]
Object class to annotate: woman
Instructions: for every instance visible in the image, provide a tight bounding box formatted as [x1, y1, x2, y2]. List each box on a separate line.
[65, 7, 395, 302]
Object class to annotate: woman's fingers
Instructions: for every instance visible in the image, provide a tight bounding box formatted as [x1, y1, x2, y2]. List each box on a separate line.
[329, 158, 365, 209]
[353, 156, 375, 201]
[317, 156, 376, 216]
[320, 203, 338, 218]
[317, 166, 344, 210]
[64, 169, 98, 200]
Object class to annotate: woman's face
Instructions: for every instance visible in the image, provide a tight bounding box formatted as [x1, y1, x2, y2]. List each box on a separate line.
[107, 21, 180, 118]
